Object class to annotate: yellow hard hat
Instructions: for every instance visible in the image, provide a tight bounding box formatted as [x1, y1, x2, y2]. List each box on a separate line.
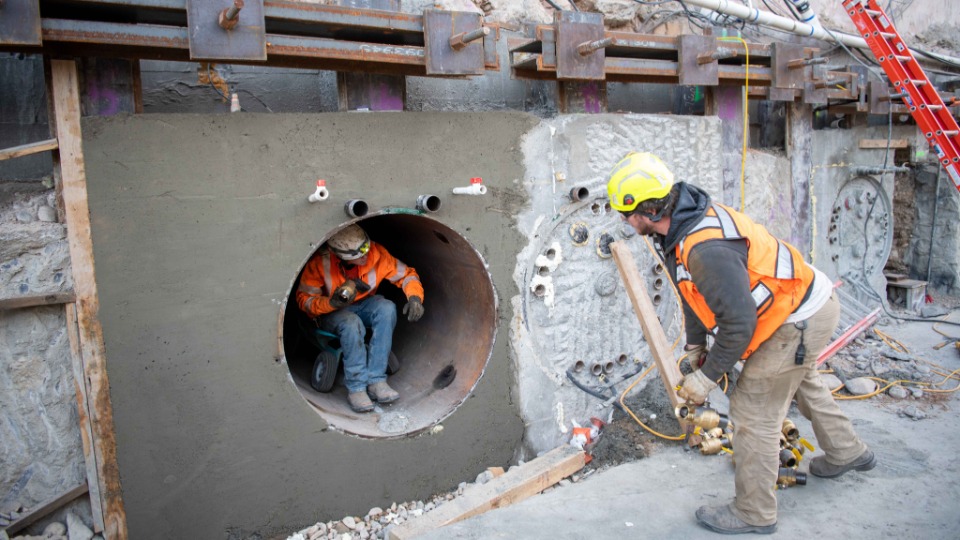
[606, 152, 675, 213]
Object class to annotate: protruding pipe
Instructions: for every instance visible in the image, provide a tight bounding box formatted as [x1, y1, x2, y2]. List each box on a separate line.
[591, 362, 603, 376]
[788, 57, 828, 69]
[602, 361, 615, 375]
[569, 186, 590, 202]
[697, 47, 738, 65]
[851, 165, 911, 175]
[308, 179, 329, 203]
[452, 177, 487, 196]
[573, 360, 585, 373]
[344, 199, 368, 218]
[577, 37, 616, 56]
[218, 0, 243, 30]
[777, 468, 807, 487]
[416, 194, 442, 213]
[616, 354, 628, 366]
[814, 78, 846, 89]
[449, 26, 490, 51]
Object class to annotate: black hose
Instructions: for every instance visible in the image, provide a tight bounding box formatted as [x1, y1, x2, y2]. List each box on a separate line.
[566, 369, 627, 413]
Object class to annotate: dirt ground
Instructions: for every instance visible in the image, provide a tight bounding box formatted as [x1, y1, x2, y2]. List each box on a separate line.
[420, 303, 960, 539]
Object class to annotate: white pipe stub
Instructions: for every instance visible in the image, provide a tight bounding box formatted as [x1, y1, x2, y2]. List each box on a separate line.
[453, 177, 487, 196]
[308, 179, 329, 203]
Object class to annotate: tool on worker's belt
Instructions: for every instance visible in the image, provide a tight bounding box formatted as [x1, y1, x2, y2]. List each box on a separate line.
[776, 468, 807, 488]
[794, 320, 807, 365]
[675, 405, 731, 430]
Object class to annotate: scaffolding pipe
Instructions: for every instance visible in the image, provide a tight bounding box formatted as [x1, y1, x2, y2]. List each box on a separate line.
[679, 0, 960, 66]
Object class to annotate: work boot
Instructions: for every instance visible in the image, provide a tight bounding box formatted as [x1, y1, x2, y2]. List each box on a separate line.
[347, 391, 375, 413]
[809, 449, 876, 478]
[367, 381, 400, 403]
[695, 504, 776, 535]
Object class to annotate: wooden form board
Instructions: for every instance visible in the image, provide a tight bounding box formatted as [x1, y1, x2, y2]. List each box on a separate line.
[0, 291, 75, 311]
[859, 138, 910, 149]
[3, 483, 88, 536]
[388, 446, 585, 540]
[609, 241, 683, 410]
[50, 59, 128, 540]
[0, 138, 58, 162]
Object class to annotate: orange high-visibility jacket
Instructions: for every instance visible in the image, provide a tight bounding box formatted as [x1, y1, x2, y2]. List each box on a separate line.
[674, 204, 814, 359]
[296, 242, 424, 318]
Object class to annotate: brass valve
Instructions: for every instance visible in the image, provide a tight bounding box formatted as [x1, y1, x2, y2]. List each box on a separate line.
[777, 467, 807, 488]
[675, 405, 730, 430]
[782, 418, 799, 442]
[700, 437, 732, 455]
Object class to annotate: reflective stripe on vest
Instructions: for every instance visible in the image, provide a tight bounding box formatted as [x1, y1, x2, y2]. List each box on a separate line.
[675, 203, 814, 359]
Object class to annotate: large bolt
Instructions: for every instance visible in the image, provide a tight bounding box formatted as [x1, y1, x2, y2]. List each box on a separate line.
[787, 57, 827, 69]
[698, 47, 738, 65]
[218, 0, 244, 30]
[577, 37, 616, 56]
[449, 26, 490, 51]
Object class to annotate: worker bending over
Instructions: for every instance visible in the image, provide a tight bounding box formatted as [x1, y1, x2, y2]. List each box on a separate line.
[606, 152, 875, 535]
[297, 224, 424, 413]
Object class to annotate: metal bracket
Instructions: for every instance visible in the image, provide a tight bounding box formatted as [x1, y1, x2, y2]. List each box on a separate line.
[771, 42, 806, 90]
[556, 11, 606, 80]
[678, 35, 720, 86]
[424, 9, 486, 76]
[186, 0, 266, 61]
[803, 66, 829, 104]
[0, 0, 41, 45]
[868, 80, 893, 114]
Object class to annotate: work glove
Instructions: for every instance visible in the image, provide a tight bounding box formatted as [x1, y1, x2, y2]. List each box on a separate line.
[684, 343, 709, 369]
[677, 369, 718, 405]
[403, 296, 424, 322]
[330, 282, 357, 309]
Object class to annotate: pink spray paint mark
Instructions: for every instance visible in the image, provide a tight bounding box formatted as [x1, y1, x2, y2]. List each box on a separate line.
[372, 81, 404, 111]
[716, 87, 742, 122]
[581, 82, 603, 114]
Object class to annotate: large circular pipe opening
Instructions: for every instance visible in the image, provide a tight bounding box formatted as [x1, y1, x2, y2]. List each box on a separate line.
[280, 213, 497, 438]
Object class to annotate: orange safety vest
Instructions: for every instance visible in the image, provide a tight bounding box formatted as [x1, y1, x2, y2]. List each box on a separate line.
[296, 242, 424, 318]
[675, 204, 814, 359]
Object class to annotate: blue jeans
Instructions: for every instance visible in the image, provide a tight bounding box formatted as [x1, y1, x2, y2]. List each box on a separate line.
[320, 294, 397, 393]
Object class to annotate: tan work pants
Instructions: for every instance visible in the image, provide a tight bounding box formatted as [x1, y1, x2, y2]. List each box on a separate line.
[729, 293, 868, 526]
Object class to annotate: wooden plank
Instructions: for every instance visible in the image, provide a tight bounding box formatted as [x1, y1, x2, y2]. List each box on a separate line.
[610, 241, 683, 410]
[65, 303, 106, 533]
[4, 483, 88, 535]
[388, 446, 585, 540]
[0, 291, 76, 311]
[50, 59, 128, 540]
[0, 138, 58, 162]
[859, 138, 909, 149]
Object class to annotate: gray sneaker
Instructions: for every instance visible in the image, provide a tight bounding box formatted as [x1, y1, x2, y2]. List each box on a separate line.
[347, 391, 375, 413]
[695, 504, 776, 535]
[809, 449, 876, 478]
[368, 381, 400, 403]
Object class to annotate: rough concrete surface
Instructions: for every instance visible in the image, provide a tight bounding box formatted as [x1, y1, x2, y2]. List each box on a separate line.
[420, 315, 960, 540]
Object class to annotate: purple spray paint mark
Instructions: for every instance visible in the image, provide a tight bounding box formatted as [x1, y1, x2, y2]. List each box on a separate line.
[581, 82, 602, 114]
[716, 86, 742, 122]
[372, 81, 404, 111]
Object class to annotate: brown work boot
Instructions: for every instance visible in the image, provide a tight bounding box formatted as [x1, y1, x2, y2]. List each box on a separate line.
[367, 381, 400, 403]
[347, 391, 375, 413]
[695, 504, 776, 535]
[809, 449, 876, 478]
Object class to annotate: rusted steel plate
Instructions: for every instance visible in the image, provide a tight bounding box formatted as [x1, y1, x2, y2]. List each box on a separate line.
[483, 24, 499, 70]
[678, 34, 718, 86]
[0, 0, 42, 45]
[423, 9, 484, 76]
[269, 34, 423, 64]
[772, 42, 806, 90]
[869, 80, 892, 115]
[556, 11, 605, 80]
[186, 0, 266, 61]
[768, 86, 799, 102]
[42, 18, 189, 49]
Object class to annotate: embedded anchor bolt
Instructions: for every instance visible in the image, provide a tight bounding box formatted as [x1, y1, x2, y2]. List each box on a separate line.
[218, 0, 244, 30]
[814, 78, 846, 89]
[576, 37, 616, 56]
[787, 57, 828, 69]
[697, 47, 738, 65]
[449, 26, 490, 51]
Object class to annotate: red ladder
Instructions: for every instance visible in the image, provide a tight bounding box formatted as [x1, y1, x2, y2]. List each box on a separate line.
[844, 0, 960, 190]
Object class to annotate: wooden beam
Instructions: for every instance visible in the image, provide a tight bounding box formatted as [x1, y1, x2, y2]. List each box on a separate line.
[50, 59, 128, 540]
[3, 483, 88, 535]
[387, 446, 585, 540]
[0, 291, 76, 311]
[65, 303, 105, 533]
[859, 138, 910, 149]
[0, 138, 58, 162]
[610, 241, 683, 410]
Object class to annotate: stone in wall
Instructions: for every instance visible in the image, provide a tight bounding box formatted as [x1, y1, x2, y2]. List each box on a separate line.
[0, 191, 72, 299]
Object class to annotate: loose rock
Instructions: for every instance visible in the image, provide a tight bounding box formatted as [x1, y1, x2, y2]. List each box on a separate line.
[67, 511, 94, 540]
[888, 385, 910, 399]
[845, 377, 878, 396]
[37, 206, 57, 222]
[43, 523, 67, 537]
[820, 373, 843, 390]
[911, 387, 924, 398]
[366, 507, 382, 520]
[881, 351, 912, 362]
[901, 405, 927, 420]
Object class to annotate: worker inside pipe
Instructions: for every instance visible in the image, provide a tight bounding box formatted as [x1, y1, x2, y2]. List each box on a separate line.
[296, 224, 425, 413]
